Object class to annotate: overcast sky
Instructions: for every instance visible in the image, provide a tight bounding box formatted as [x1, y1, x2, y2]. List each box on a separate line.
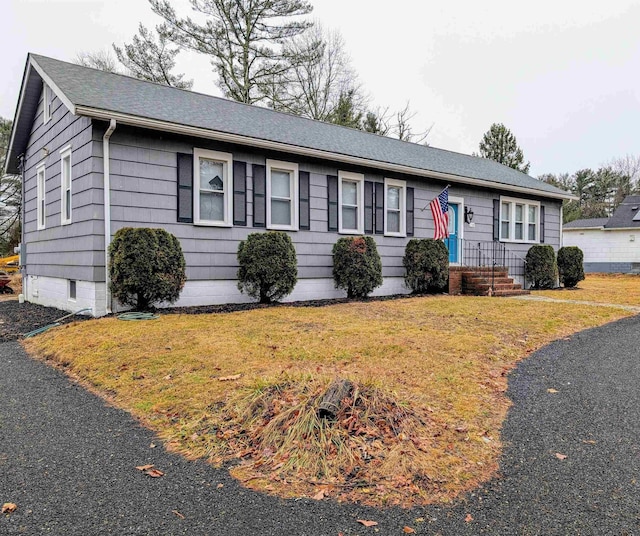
[2, 0, 639, 177]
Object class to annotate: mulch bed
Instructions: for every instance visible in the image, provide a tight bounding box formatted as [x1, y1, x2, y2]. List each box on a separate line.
[0, 292, 445, 342]
[0, 301, 90, 342]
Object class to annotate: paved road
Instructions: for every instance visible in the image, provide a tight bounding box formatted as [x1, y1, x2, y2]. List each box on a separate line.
[2, 314, 640, 535]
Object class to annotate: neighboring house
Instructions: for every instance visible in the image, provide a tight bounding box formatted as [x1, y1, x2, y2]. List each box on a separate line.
[5, 54, 572, 316]
[563, 195, 640, 273]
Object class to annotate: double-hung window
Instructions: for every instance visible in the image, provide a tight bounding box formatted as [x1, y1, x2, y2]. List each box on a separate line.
[37, 163, 46, 230]
[266, 160, 298, 230]
[384, 178, 406, 236]
[193, 148, 233, 226]
[499, 197, 540, 243]
[338, 171, 364, 234]
[60, 146, 72, 225]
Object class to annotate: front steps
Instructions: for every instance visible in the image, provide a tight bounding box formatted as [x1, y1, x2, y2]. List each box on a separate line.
[449, 267, 530, 297]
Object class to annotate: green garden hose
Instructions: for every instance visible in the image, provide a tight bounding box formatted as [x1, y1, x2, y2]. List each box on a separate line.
[23, 308, 92, 338]
[116, 312, 160, 321]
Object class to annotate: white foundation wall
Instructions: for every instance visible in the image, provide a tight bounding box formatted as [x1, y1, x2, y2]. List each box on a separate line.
[155, 277, 411, 310]
[27, 276, 412, 317]
[25, 275, 107, 317]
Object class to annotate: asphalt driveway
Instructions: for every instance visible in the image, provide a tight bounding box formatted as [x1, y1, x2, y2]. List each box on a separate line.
[2, 314, 640, 535]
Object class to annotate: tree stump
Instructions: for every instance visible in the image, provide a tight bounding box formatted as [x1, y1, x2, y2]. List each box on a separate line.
[318, 379, 353, 419]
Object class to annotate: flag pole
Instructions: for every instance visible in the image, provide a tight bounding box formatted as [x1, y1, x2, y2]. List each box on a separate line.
[420, 184, 451, 211]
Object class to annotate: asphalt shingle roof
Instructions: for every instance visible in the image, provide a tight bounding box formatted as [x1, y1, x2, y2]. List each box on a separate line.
[563, 218, 609, 229]
[10, 54, 569, 199]
[604, 195, 640, 229]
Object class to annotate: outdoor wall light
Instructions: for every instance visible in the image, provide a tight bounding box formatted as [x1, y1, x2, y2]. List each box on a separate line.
[464, 206, 474, 224]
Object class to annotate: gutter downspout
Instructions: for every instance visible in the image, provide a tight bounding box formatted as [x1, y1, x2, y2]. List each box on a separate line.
[18, 154, 26, 299]
[103, 119, 117, 315]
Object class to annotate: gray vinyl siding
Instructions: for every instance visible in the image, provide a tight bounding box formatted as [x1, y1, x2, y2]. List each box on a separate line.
[22, 88, 103, 281]
[100, 124, 562, 284]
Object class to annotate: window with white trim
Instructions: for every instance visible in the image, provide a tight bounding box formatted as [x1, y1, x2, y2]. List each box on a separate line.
[384, 178, 406, 236]
[43, 84, 51, 124]
[60, 146, 72, 225]
[266, 159, 298, 230]
[499, 197, 540, 243]
[193, 148, 233, 226]
[37, 163, 46, 230]
[338, 171, 364, 234]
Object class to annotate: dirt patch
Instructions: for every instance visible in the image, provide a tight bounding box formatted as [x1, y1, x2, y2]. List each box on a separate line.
[0, 300, 90, 342]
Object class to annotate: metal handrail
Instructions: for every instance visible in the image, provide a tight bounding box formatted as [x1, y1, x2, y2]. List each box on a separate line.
[450, 238, 528, 293]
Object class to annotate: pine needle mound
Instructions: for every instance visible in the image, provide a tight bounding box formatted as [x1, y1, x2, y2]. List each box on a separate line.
[206, 376, 455, 507]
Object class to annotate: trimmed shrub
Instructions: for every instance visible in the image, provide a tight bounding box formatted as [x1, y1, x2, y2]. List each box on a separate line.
[525, 244, 557, 289]
[109, 227, 186, 310]
[403, 238, 449, 293]
[332, 236, 383, 299]
[557, 246, 585, 288]
[237, 231, 297, 303]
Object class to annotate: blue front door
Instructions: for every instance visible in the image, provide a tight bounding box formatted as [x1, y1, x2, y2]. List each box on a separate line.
[445, 204, 459, 263]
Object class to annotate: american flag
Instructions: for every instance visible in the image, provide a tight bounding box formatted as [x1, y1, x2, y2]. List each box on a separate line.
[430, 188, 449, 240]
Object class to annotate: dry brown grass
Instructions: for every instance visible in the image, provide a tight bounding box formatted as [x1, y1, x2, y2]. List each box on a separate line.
[535, 273, 640, 307]
[24, 293, 634, 507]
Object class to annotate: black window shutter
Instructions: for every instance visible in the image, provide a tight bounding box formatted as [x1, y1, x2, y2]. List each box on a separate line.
[177, 152, 193, 223]
[299, 171, 310, 231]
[253, 164, 266, 228]
[233, 161, 247, 226]
[406, 187, 415, 237]
[364, 181, 374, 234]
[327, 175, 338, 232]
[493, 199, 500, 241]
[374, 182, 384, 234]
[540, 205, 545, 243]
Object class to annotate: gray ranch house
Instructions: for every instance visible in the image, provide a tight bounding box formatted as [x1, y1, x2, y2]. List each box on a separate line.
[5, 54, 572, 316]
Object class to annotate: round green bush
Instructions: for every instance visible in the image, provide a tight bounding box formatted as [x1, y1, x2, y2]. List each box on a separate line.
[403, 238, 449, 293]
[109, 227, 186, 310]
[525, 244, 557, 289]
[237, 231, 297, 303]
[557, 246, 585, 288]
[332, 236, 383, 298]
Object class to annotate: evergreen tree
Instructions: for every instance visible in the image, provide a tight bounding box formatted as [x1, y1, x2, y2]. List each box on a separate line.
[478, 123, 530, 174]
[326, 90, 363, 129]
[150, 0, 316, 104]
[113, 24, 193, 89]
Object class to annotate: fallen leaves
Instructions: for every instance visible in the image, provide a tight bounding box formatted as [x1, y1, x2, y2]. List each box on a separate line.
[465, 514, 474, 523]
[583, 440, 596, 445]
[2, 503, 17, 514]
[403, 526, 416, 533]
[172, 510, 185, 519]
[547, 388, 559, 394]
[136, 464, 165, 477]
[555, 453, 567, 460]
[357, 519, 378, 527]
[312, 490, 325, 500]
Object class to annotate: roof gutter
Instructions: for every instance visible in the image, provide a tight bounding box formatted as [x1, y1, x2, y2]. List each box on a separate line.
[103, 119, 117, 315]
[75, 105, 577, 202]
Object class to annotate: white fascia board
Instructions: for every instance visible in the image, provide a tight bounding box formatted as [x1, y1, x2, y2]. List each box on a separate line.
[5, 56, 77, 175]
[75, 105, 576, 202]
[29, 57, 77, 115]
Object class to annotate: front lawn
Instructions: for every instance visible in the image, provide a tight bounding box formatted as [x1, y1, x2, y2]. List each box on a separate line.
[24, 292, 633, 507]
[535, 273, 640, 306]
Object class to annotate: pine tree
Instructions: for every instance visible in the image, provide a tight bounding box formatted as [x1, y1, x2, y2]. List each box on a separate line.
[478, 123, 530, 174]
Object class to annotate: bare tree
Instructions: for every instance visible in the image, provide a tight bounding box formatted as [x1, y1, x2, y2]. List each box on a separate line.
[113, 24, 193, 89]
[0, 118, 21, 255]
[150, 0, 316, 104]
[265, 24, 365, 121]
[75, 49, 122, 73]
[392, 102, 432, 144]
